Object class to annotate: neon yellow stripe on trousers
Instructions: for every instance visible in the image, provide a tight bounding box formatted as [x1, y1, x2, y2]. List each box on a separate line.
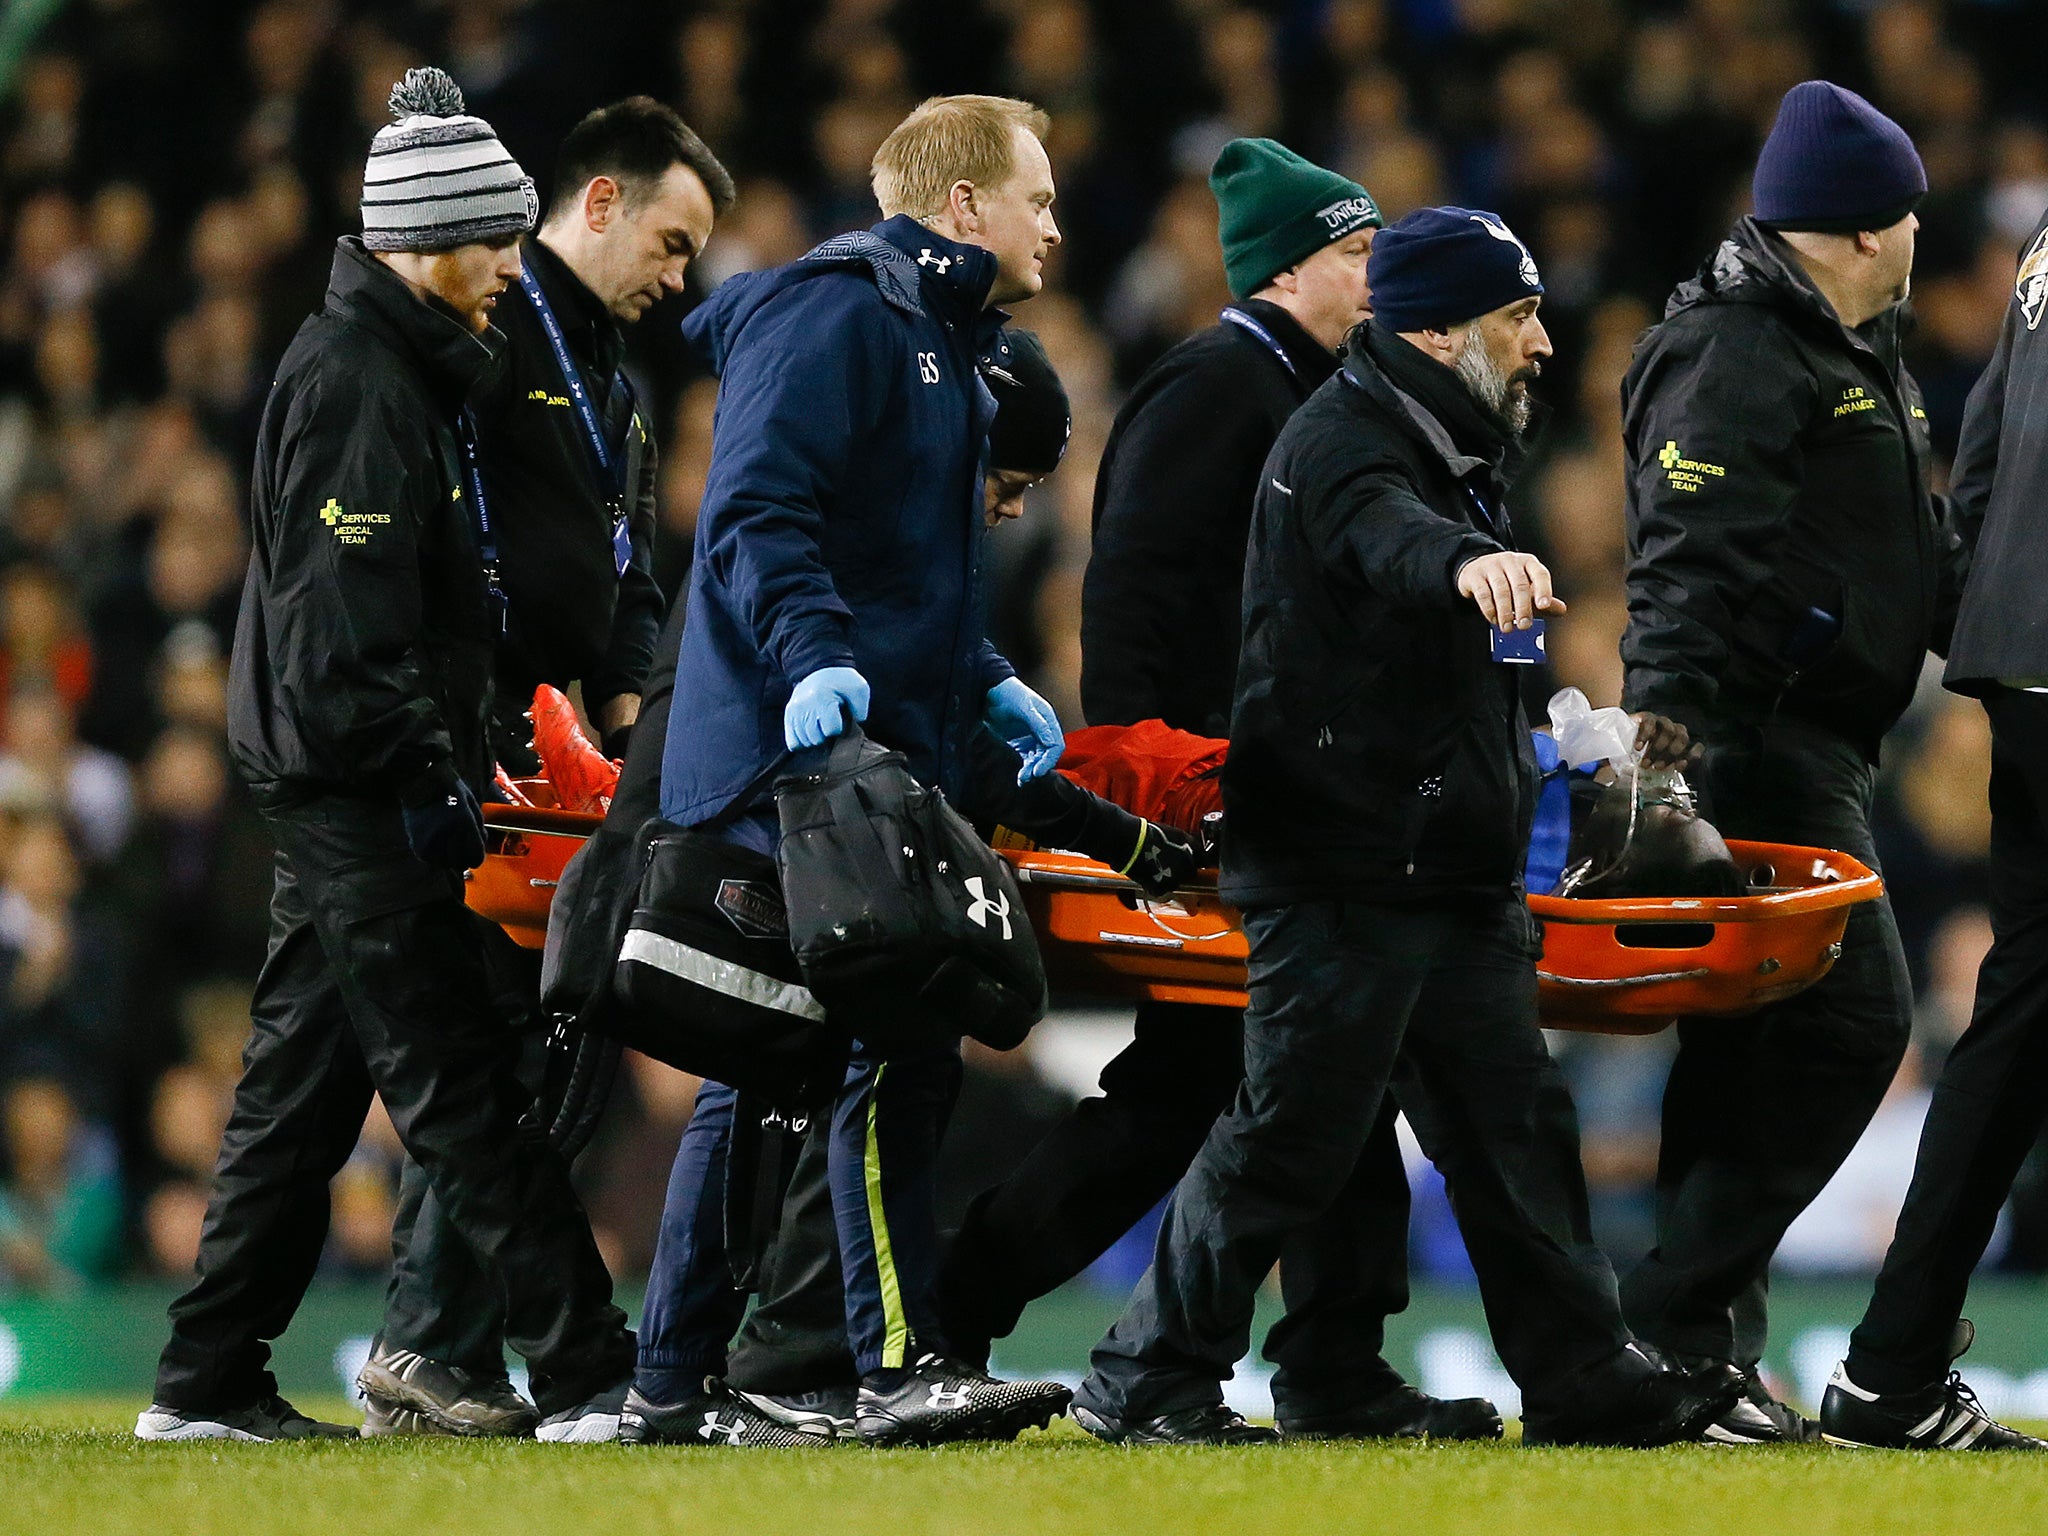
[863, 1063, 911, 1369]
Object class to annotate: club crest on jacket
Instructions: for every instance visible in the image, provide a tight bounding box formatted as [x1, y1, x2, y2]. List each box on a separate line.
[2019, 226, 2048, 331]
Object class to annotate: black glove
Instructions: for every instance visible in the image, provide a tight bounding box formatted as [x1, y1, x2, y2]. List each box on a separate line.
[1121, 818, 1199, 898]
[400, 764, 487, 871]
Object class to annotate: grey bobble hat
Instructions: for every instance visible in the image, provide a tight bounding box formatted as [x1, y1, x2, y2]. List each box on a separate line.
[361, 67, 537, 252]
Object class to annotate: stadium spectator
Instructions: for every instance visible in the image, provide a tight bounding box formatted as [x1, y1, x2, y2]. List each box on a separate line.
[0, 1075, 122, 1293]
[0, 684, 134, 863]
[0, 812, 124, 1102]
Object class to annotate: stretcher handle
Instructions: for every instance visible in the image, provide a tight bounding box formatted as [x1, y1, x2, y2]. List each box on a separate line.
[1528, 839, 1882, 924]
[1010, 864, 1223, 898]
[1541, 968, 1713, 990]
[483, 807, 604, 839]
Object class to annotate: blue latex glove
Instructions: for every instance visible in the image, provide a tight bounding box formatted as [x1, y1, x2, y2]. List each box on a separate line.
[986, 676, 1064, 782]
[784, 666, 871, 750]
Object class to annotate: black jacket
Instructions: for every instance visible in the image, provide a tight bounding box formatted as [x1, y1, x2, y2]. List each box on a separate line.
[228, 238, 500, 796]
[1944, 208, 2048, 694]
[476, 237, 662, 744]
[1619, 217, 1958, 759]
[1081, 299, 1337, 735]
[1222, 323, 1527, 908]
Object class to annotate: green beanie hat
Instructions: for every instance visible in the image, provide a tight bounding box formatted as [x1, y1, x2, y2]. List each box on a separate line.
[1210, 138, 1382, 300]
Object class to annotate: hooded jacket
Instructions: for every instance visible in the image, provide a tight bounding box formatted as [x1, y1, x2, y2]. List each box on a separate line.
[1081, 299, 1338, 735]
[1222, 322, 1528, 907]
[228, 237, 500, 797]
[1619, 217, 1959, 759]
[659, 217, 1015, 828]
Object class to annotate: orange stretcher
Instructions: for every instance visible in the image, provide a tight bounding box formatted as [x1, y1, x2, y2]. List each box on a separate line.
[465, 793, 1882, 1034]
[465, 782, 595, 950]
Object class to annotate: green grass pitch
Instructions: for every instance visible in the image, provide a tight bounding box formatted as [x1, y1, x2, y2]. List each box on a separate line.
[7, 1400, 2048, 1536]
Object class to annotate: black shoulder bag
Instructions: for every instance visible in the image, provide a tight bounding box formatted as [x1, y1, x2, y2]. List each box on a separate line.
[775, 724, 1047, 1052]
[610, 757, 849, 1110]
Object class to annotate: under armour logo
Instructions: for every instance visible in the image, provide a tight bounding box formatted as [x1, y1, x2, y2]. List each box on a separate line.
[916, 249, 953, 272]
[927, 1385, 973, 1411]
[964, 875, 1012, 939]
[697, 1413, 745, 1446]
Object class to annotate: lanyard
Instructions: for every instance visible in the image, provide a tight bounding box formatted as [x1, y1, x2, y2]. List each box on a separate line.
[457, 410, 508, 636]
[1465, 483, 1509, 541]
[516, 264, 635, 577]
[1221, 306, 1300, 384]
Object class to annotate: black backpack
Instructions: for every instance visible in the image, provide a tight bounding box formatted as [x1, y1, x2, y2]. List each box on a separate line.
[776, 725, 1047, 1052]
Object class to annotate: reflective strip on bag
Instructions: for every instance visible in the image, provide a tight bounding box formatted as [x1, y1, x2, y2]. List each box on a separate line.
[618, 928, 827, 1021]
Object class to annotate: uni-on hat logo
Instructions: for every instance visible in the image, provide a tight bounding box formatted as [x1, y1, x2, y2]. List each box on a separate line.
[964, 875, 1012, 940]
[1469, 213, 1541, 291]
[1315, 196, 1379, 235]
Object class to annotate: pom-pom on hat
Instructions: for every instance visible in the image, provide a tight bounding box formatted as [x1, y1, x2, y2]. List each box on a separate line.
[1366, 207, 1544, 334]
[1752, 81, 1925, 233]
[1209, 138, 1381, 301]
[361, 67, 537, 252]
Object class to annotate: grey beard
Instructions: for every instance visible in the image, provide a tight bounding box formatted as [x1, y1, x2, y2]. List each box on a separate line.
[1453, 336, 1532, 434]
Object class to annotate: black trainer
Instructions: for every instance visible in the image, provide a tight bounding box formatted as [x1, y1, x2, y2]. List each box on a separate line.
[356, 1344, 538, 1439]
[1521, 1360, 1744, 1448]
[536, 1380, 631, 1444]
[854, 1353, 1071, 1446]
[1280, 1383, 1502, 1442]
[734, 1384, 858, 1441]
[135, 1395, 356, 1442]
[1659, 1352, 1814, 1445]
[1073, 1401, 1280, 1446]
[618, 1381, 813, 1447]
[1820, 1325, 2046, 1451]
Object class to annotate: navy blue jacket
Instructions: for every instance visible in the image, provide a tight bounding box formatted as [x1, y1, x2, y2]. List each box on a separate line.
[660, 217, 1015, 828]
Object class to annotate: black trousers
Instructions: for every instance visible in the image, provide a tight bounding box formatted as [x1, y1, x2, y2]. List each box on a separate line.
[1621, 720, 1912, 1367]
[1076, 895, 1632, 1427]
[1848, 691, 2048, 1391]
[380, 935, 547, 1377]
[152, 791, 634, 1416]
[723, 1001, 1413, 1407]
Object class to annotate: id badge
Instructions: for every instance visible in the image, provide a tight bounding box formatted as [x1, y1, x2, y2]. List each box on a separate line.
[1490, 618, 1546, 665]
[611, 508, 632, 577]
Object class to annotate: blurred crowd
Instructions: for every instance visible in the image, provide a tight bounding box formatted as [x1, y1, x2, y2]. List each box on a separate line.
[0, 0, 2041, 1296]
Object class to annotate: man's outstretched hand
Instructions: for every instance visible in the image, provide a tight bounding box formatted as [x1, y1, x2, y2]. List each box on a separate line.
[1456, 551, 1567, 631]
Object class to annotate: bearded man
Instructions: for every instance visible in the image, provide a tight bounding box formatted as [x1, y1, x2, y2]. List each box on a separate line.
[1070, 206, 1737, 1449]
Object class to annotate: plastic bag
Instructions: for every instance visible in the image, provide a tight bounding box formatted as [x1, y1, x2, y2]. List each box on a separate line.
[1546, 689, 1741, 899]
[1548, 687, 1639, 772]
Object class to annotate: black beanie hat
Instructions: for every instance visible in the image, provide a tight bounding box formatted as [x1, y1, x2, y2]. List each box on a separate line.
[1209, 138, 1381, 301]
[1366, 207, 1544, 334]
[983, 329, 1070, 476]
[1752, 81, 1925, 233]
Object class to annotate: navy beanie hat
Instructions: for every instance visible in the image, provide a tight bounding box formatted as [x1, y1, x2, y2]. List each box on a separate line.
[1366, 206, 1543, 333]
[1753, 81, 1925, 233]
[983, 329, 1070, 476]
